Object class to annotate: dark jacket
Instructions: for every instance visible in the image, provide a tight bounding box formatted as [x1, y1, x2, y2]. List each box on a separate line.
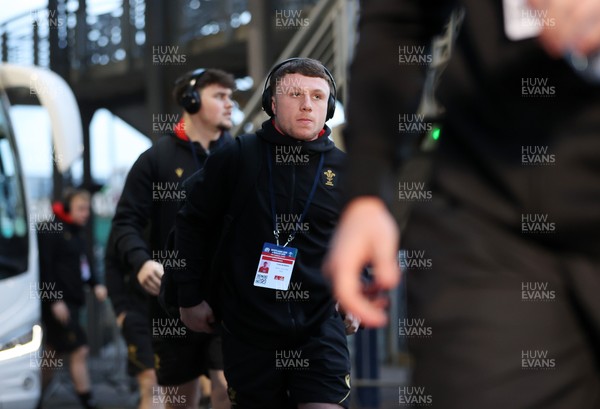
[174, 120, 345, 347]
[105, 130, 232, 315]
[344, 0, 600, 257]
[38, 203, 97, 306]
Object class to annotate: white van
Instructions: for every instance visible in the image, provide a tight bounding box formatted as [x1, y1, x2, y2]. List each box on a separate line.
[0, 64, 83, 409]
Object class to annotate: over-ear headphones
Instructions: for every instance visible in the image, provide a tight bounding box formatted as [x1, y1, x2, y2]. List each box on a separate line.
[175, 68, 206, 114]
[62, 189, 77, 214]
[261, 58, 337, 120]
[63, 196, 71, 214]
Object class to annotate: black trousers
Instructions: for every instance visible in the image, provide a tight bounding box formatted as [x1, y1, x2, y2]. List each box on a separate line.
[403, 196, 600, 409]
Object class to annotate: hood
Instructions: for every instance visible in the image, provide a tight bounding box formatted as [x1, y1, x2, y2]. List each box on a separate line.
[172, 119, 233, 153]
[51, 201, 74, 225]
[257, 120, 335, 153]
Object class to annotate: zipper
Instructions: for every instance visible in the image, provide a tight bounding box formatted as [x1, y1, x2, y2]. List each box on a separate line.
[287, 145, 299, 334]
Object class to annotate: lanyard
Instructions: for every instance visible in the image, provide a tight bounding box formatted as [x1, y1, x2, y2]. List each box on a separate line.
[266, 143, 324, 247]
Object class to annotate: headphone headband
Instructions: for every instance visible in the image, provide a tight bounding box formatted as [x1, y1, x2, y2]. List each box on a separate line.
[261, 58, 337, 120]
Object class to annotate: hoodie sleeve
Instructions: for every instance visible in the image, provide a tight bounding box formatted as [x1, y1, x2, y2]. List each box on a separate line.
[104, 230, 132, 315]
[173, 141, 238, 308]
[37, 230, 59, 304]
[343, 0, 454, 206]
[110, 147, 156, 276]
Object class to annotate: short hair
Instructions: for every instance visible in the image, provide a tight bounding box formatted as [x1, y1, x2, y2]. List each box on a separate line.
[62, 188, 90, 213]
[269, 58, 334, 96]
[172, 68, 236, 104]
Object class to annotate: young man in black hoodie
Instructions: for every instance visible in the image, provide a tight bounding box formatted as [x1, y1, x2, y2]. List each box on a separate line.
[326, 0, 600, 408]
[175, 58, 356, 409]
[39, 189, 107, 409]
[106, 68, 235, 409]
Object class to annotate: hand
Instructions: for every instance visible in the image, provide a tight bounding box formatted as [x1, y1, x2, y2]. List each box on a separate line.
[336, 303, 361, 335]
[324, 197, 401, 328]
[94, 284, 108, 302]
[180, 301, 215, 333]
[343, 312, 361, 335]
[51, 301, 70, 325]
[528, 0, 600, 57]
[137, 260, 164, 296]
[116, 312, 127, 328]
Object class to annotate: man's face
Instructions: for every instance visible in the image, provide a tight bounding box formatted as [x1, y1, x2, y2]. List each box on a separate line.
[69, 195, 90, 226]
[197, 84, 234, 130]
[271, 73, 330, 141]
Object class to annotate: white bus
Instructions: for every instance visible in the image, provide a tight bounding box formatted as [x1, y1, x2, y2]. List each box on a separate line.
[0, 63, 83, 409]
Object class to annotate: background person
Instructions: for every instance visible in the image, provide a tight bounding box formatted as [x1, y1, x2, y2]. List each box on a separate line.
[39, 188, 107, 409]
[106, 68, 235, 409]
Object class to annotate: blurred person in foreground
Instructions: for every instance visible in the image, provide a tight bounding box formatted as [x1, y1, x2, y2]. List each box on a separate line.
[39, 189, 107, 409]
[326, 0, 600, 407]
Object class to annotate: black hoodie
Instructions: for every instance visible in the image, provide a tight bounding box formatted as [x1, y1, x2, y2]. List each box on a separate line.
[106, 130, 232, 315]
[38, 202, 98, 306]
[174, 120, 345, 347]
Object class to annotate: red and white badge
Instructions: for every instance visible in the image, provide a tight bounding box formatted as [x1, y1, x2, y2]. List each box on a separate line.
[254, 243, 298, 291]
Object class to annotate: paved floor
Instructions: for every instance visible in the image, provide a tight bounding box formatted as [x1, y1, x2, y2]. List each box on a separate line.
[40, 342, 408, 409]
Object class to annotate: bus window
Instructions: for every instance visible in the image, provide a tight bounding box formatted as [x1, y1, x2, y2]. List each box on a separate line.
[0, 95, 28, 279]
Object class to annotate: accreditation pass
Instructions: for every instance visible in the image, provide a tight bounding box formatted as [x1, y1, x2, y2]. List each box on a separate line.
[254, 243, 297, 291]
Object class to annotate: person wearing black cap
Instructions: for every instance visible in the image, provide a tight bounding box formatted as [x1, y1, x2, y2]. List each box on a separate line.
[106, 68, 235, 409]
[175, 58, 358, 409]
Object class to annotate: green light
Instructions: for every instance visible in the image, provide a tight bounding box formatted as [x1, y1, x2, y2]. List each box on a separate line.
[431, 127, 441, 141]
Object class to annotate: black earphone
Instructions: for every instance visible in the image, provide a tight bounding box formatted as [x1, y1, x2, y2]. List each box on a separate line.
[63, 196, 71, 214]
[62, 189, 77, 214]
[261, 58, 337, 120]
[175, 68, 206, 114]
